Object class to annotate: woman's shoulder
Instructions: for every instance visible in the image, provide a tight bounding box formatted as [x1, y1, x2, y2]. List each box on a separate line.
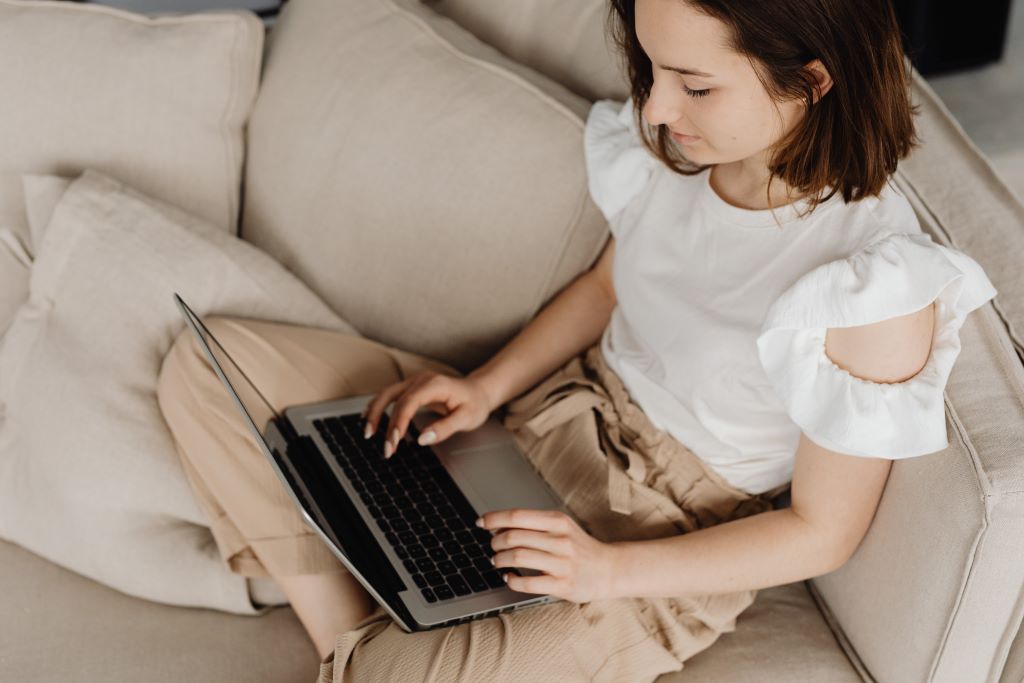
[754, 217, 998, 459]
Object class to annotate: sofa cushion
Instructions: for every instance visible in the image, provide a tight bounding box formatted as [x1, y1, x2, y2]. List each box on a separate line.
[242, 0, 609, 374]
[665, 582, 862, 682]
[0, 539, 318, 683]
[0, 0, 264, 337]
[423, 0, 627, 102]
[0, 169, 355, 614]
[0, 537, 860, 683]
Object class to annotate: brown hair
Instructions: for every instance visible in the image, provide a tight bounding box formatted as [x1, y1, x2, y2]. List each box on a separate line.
[607, 0, 919, 212]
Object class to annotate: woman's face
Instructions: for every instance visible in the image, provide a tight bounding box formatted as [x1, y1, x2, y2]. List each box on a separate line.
[634, 0, 806, 167]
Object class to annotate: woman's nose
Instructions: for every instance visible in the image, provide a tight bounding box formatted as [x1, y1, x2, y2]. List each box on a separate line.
[642, 83, 684, 129]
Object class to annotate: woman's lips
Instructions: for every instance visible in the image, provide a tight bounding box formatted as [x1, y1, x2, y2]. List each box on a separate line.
[670, 130, 701, 145]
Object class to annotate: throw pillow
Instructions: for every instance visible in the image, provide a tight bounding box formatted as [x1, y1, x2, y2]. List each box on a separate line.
[242, 0, 610, 375]
[0, 168, 357, 614]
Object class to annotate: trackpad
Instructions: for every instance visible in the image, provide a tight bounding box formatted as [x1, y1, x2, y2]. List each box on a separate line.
[442, 444, 563, 515]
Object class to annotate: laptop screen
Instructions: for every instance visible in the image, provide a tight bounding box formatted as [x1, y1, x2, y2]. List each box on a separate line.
[173, 294, 280, 441]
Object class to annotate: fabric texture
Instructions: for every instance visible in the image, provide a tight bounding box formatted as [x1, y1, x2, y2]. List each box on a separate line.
[154, 312, 789, 682]
[423, 0, 626, 102]
[241, 0, 609, 376]
[583, 96, 998, 495]
[0, 168, 357, 614]
[0, 0, 264, 338]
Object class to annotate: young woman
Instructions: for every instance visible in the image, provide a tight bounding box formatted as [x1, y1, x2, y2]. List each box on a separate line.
[157, 0, 997, 680]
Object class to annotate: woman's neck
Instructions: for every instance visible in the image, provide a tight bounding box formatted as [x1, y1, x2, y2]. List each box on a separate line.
[709, 153, 803, 211]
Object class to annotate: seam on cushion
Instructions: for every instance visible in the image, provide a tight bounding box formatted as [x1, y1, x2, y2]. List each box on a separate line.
[927, 397, 992, 682]
[220, 18, 241, 233]
[803, 579, 877, 682]
[383, 0, 585, 131]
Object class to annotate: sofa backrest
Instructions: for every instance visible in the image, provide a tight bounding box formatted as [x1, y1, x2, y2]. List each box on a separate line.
[396, 2, 1024, 682]
[240, 0, 610, 374]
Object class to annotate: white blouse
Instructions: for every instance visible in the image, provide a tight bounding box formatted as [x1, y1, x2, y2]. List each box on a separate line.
[584, 97, 998, 495]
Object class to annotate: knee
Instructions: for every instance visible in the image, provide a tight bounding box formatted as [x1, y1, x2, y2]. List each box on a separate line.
[156, 314, 239, 410]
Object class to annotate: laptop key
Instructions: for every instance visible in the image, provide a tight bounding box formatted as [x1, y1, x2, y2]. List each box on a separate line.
[376, 519, 390, 533]
[420, 533, 441, 549]
[390, 518, 410, 533]
[394, 545, 409, 560]
[454, 530, 474, 546]
[420, 586, 438, 603]
[451, 553, 472, 569]
[415, 557, 435, 573]
[408, 543, 427, 559]
[366, 504, 382, 519]
[384, 531, 399, 547]
[473, 556, 492, 573]
[424, 571, 446, 587]
[428, 546, 447, 562]
[482, 570, 505, 588]
[461, 568, 488, 593]
[434, 585, 455, 601]
[471, 527, 492, 545]
[411, 573, 427, 589]
[403, 559, 417, 573]
[442, 540, 462, 555]
[447, 575, 471, 596]
[436, 559, 457, 576]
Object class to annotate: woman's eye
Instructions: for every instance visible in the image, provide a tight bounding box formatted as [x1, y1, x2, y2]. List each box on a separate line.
[683, 85, 710, 99]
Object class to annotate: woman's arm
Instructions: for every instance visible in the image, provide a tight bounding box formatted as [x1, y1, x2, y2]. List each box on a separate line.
[484, 311, 925, 602]
[607, 433, 892, 600]
[606, 299, 930, 600]
[469, 238, 616, 411]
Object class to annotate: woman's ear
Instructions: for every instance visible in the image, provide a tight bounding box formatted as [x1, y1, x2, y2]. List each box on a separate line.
[805, 59, 834, 103]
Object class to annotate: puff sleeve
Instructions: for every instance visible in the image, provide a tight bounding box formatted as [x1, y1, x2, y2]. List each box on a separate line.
[754, 232, 998, 459]
[583, 96, 661, 232]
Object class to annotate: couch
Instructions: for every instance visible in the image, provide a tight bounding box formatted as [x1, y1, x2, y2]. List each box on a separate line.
[2, 0, 1023, 681]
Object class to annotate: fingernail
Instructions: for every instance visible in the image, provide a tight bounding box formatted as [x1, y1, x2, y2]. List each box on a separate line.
[475, 517, 484, 528]
[384, 441, 393, 459]
[391, 428, 400, 444]
[418, 430, 437, 446]
[502, 573, 509, 582]
[364, 423, 373, 440]
[489, 556, 495, 565]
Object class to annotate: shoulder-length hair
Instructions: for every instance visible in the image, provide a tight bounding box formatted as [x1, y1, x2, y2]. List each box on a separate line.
[607, 0, 919, 211]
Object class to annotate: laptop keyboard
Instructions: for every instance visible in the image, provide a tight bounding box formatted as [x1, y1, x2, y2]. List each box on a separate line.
[313, 413, 519, 604]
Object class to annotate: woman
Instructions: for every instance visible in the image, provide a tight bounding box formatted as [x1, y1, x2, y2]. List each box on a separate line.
[157, 0, 997, 680]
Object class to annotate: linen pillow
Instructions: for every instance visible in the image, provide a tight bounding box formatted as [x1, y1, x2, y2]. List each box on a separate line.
[0, 0, 264, 338]
[243, 0, 610, 375]
[0, 168, 357, 614]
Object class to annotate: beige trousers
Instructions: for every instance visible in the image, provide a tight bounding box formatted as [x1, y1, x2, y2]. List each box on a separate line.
[156, 316, 789, 682]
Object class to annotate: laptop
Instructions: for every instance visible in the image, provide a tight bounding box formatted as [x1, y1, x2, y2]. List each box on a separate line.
[173, 293, 577, 632]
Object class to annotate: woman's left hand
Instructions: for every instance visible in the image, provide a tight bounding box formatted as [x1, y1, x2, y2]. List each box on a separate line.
[476, 508, 619, 603]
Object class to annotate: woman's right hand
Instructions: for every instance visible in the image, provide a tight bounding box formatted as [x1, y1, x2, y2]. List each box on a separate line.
[361, 370, 497, 459]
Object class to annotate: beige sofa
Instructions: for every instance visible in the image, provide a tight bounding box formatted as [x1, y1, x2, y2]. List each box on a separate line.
[2, 0, 1024, 681]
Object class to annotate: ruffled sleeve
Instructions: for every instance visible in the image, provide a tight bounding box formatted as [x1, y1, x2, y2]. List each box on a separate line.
[583, 96, 661, 233]
[754, 232, 998, 458]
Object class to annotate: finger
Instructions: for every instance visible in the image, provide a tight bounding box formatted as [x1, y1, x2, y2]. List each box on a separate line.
[491, 547, 568, 577]
[478, 509, 572, 534]
[388, 375, 449, 455]
[490, 528, 570, 555]
[415, 405, 475, 447]
[503, 572, 564, 597]
[363, 378, 414, 439]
